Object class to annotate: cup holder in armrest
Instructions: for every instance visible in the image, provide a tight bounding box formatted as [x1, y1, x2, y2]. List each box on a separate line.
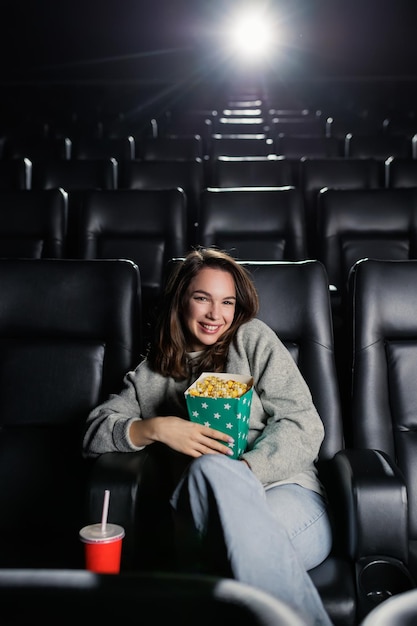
[357, 556, 416, 621]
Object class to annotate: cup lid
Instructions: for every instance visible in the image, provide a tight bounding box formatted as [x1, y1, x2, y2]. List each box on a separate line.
[79, 523, 125, 543]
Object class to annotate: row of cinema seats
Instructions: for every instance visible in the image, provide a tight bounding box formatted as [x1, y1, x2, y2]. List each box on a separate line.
[1, 130, 416, 163]
[3, 180, 417, 314]
[3, 181, 417, 414]
[2, 256, 417, 626]
[2, 133, 417, 186]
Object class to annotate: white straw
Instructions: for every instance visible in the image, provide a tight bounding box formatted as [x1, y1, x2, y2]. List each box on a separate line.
[101, 489, 110, 532]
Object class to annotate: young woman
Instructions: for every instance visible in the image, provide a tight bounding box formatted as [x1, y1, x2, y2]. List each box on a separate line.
[83, 247, 333, 626]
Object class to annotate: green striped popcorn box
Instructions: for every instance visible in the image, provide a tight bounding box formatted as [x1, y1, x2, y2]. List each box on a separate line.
[184, 372, 254, 459]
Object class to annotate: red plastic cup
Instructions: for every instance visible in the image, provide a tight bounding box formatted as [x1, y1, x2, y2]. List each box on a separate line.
[79, 523, 125, 574]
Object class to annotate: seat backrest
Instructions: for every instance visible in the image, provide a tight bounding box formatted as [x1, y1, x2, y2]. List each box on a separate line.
[326, 115, 388, 140]
[197, 187, 308, 261]
[350, 259, 417, 540]
[0, 258, 141, 567]
[271, 117, 327, 137]
[0, 157, 32, 189]
[31, 158, 118, 257]
[31, 157, 118, 190]
[75, 188, 188, 344]
[0, 188, 68, 258]
[212, 118, 269, 136]
[118, 158, 204, 248]
[386, 157, 417, 188]
[71, 136, 135, 160]
[137, 136, 203, 160]
[275, 135, 342, 158]
[316, 187, 417, 304]
[210, 156, 295, 188]
[345, 133, 412, 160]
[241, 260, 344, 461]
[3, 136, 71, 160]
[300, 157, 382, 255]
[0, 569, 308, 626]
[209, 135, 275, 159]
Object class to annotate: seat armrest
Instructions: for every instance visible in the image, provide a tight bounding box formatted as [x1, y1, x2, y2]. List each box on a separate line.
[86, 444, 185, 570]
[326, 449, 408, 564]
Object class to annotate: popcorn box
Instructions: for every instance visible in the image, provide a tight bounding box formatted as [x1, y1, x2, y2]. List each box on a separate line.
[184, 373, 254, 459]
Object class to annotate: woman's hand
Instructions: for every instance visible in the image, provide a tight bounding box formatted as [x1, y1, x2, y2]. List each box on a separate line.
[130, 416, 235, 457]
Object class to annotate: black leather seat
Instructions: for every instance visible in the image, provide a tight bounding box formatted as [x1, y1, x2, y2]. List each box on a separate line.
[299, 157, 381, 257]
[0, 188, 67, 258]
[316, 186, 417, 432]
[70, 136, 135, 160]
[210, 156, 295, 188]
[209, 135, 275, 160]
[136, 136, 203, 161]
[0, 569, 309, 626]
[275, 135, 342, 158]
[197, 187, 308, 261]
[73, 188, 188, 349]
[2, 136, 71, 160]
[346, 258, 417, 621]
[344, 133, 412, 160]
[118, 158, 204, 248]
[31, 157, 118, 256]
[385, 156, 417, 188]
[0, 258, 141, 568]
[0, 158, 32, 189]
[316, 186, 417, 320]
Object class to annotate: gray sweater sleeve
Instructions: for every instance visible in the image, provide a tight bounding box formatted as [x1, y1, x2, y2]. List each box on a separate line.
[230, 319, 325, 486]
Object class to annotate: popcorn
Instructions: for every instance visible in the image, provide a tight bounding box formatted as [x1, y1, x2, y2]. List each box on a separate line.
[185, 372, 254, 459]
[188, 375, 250, 399]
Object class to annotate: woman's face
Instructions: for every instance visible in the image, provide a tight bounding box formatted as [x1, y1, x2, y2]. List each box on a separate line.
[183, 267, 237, 351]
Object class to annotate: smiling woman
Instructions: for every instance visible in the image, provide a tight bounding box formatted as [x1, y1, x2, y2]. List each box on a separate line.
[82, 246, 334, 625]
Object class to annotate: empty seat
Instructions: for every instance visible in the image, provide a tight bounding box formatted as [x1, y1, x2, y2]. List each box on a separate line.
[211, 117, 269, 135]
[197, 187, 308, 261]
[71, 136, 135, 160]
[32, 157, 118, 191]
[31, 158, 118, 256]
[326, 115, 388, 139]
[0, 157, 32, 189]
[344, 133, 412, 160]
[348, 258, 417, 616]
[0, 188, 67, 258]
[210, 156, 295, 188]
[299, 157, 381, 255]
[118, 158, 204, 248]
[317, 187, 417, 307]
[0, 258, 141, 568]
[316, 187, 417, 423]
[271, 117, 327, 138]
[385, 156, 417, 188]
[3, 136, 71, 160]
[208, 135, 275, 159]
[136, 136, 203, 160]
[73, 188, 188, 347]
[0, 569, 308, 626]
[275, 135, 342, 158]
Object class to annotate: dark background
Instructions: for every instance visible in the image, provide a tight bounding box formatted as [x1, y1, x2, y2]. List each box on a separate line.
[1, 0, 417, 81]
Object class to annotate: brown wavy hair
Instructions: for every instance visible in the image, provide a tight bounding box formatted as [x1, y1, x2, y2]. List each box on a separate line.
[147, 247, 259, 380]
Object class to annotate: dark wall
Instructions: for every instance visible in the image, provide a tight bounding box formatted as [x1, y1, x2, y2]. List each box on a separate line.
[1, 0, 417, 82]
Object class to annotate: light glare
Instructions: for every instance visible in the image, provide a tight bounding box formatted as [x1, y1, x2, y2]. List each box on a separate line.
[229, 10, 274, 60]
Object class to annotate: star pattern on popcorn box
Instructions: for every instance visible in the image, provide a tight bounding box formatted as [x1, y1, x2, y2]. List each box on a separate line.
[185, 372, 254, 460]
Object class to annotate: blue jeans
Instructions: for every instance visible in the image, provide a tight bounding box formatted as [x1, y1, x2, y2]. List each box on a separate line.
[170, 454, 333, 626]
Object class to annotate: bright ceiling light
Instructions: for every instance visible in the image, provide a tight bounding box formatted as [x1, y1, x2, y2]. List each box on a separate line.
[228, 9, 275, 61]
